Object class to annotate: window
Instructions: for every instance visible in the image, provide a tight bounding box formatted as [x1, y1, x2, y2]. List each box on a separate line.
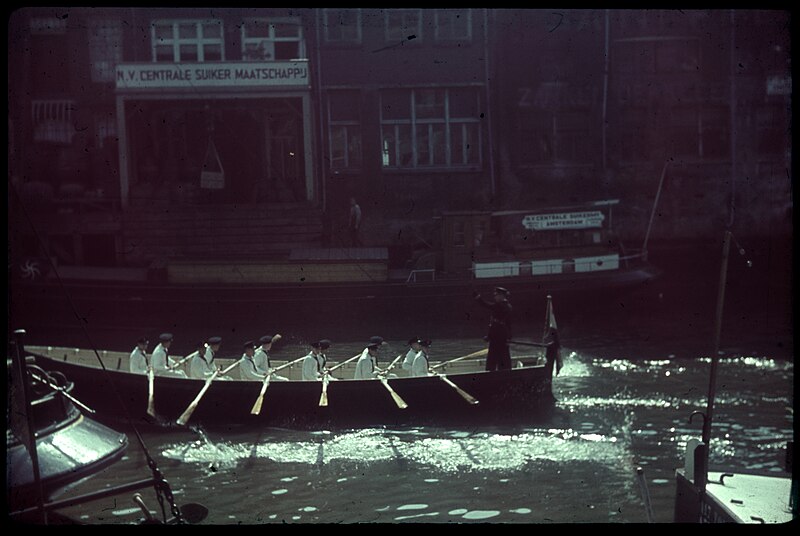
[241, 18, 305, 60]
[88, 18, 122, 83]
[327, 91, 362, 170]
[323, 8, 361, 43]
[151, 20, 224, 62]
[385, 9, 422, 42]
[434, 9, 471, 42]
[31, 100, 76, 144]
[380, 88, 481, 170]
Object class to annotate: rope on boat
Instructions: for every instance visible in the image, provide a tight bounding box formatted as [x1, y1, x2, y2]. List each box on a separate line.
[10, 183, 185, 524]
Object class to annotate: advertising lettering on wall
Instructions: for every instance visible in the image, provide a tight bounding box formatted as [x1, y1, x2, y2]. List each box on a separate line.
[521, 211, 605, 231]
[116, 61, 310, 89]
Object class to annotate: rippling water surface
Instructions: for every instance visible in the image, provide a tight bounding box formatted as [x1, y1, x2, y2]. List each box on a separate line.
[15, 242, 795, 523]
[51, 344, 792, 524]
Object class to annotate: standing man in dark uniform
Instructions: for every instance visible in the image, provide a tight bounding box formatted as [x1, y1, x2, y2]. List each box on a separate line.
[473, 287, 513, 371]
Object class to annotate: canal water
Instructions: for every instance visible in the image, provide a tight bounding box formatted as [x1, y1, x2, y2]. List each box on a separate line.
[16, 238, 795, 524]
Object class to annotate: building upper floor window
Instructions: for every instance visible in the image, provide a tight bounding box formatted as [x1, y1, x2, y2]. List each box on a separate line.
[31, 99, 76, 145]
[434, 9, 472, 42]
[385, 9, 422, 42]
[380, 87, 482, 170]
[151, 19, 224, 62]
[29, 16, 67, 35]
[327, 90, 362, 171]
[241, 18, 306, 60]
[323, 8, 361, 44]
[88, 18, 122, 83]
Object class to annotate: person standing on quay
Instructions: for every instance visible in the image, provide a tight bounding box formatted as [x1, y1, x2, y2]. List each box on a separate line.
[473, 287, 513, 371]
[348, 197, 362, 246]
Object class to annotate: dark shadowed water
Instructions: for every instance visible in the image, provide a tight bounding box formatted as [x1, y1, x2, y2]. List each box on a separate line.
[10, 239, 794, 523]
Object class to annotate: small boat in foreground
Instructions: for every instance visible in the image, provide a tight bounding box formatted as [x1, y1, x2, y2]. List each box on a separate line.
[8, 330, 208, 525]
[671, 231, 796, 524]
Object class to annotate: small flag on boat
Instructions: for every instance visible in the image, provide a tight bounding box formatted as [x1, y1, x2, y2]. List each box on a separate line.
[543, 296, 563, 375]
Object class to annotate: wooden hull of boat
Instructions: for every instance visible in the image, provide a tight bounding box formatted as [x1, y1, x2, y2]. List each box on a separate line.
[25, 351, 557, 429]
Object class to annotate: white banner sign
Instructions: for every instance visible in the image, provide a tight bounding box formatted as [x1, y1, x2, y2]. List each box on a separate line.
[522, 210, 605, 231]
[116, 61, 309, 89]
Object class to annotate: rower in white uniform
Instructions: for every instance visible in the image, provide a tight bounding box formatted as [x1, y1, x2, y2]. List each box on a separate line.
[411, 339, 433, 377]
[239, 341, 262, 381]
[151, 332, 187, 377]
[129, 336, 149, 374]
[401, 337, 422, 374]
[254, 334, 288, 381]
[354, 336, 386, 380]
[190, 336, 221, 380]
[302, 339, 331, 381]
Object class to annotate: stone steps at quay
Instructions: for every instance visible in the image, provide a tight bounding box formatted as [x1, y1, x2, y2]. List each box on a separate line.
[120, 203, 325, 262]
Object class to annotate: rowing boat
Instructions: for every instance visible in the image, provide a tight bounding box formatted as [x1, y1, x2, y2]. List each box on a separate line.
[19, 344, 559, 429]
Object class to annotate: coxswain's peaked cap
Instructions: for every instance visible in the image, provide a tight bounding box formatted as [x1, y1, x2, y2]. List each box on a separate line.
[259, 335, 274, 344]
[208, 336, 222, 345]
[159, 333, 173, 342]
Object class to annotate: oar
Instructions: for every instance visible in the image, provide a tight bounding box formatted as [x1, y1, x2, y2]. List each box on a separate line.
[146, 365, 156, 417]
[430, 370, 479, 405]
[250, 355, 306, 415]
[319, 353, 361, 407]
[176, 360, 239, 426]
[379, 376, 408, 409]
[167, 352, 197, 371]
[430, 347, 488, 371]
[377, 354, 409, 409]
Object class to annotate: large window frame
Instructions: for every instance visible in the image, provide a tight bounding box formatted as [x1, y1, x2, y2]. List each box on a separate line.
[323, 8, 361, 44]
[151, 19, 225, 63]
[240, 17, 306, 60]
[385, 9, 422, 42]
[434, 9, 472, 42]
[380, 87, 482, 171]
[327, 90, 362, 171]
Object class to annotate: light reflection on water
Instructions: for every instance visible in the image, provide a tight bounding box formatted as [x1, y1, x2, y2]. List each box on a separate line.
[163, 426, 632, 473]
[50, 348, 791, 524]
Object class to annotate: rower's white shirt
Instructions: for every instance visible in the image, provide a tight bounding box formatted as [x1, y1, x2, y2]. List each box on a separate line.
[190, 346, 216, 379]
[402, 348, 420, 372]
[302, 351, 325, 381]
[411, 351, 431, 377]
[130, 346, 147, 374]
[240, 353, 263, 381]
[354, 348, 378, 380]
[151, 343, 176, 372]
[253, 347, 271, 373]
